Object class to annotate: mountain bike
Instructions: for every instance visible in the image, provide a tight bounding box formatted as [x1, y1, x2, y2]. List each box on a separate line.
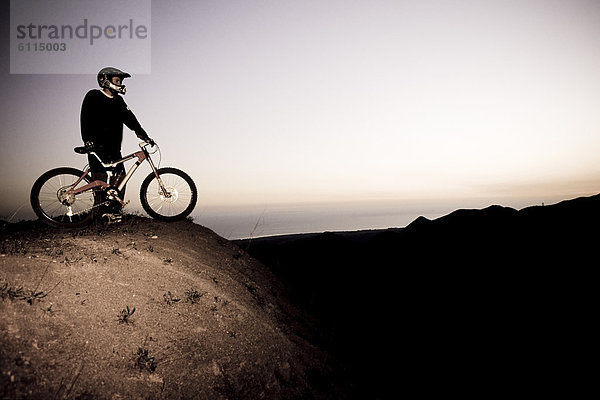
[30, 141, 197, 227]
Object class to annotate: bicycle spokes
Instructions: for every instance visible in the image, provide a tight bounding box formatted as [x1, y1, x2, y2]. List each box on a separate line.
[140, 167, 197, 221]
[31, 168, 99, 227]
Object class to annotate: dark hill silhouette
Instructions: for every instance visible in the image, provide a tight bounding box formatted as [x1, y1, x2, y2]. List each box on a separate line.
[236, 194, 597, 396]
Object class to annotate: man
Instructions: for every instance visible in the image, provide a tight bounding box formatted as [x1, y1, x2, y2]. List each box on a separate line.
[80, 66, 153, 217]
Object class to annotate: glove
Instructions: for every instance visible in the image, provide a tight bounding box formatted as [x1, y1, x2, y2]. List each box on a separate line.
[136, 129, 154, 145]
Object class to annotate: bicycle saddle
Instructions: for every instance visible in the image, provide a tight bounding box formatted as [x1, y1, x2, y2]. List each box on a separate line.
[74, 143, 95, 154]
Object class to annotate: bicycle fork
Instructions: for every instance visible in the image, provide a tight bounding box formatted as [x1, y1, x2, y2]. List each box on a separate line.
[133, 149, 171, 199]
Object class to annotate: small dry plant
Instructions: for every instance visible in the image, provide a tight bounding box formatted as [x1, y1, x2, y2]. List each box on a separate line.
[133, 347, 157, 372]
[117, 306, 136, 324]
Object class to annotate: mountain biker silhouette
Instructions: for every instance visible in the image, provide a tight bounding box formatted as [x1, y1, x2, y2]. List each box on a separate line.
[80, 67, 154, 216]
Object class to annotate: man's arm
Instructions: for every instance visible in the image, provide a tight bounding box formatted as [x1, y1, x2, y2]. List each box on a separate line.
[120, 98, 152, 142]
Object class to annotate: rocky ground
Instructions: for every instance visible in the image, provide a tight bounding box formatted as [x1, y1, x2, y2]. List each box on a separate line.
[0, 216, 350, 399]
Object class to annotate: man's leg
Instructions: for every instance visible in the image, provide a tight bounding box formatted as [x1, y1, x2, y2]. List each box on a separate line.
[88, 154, 108, 205]
[102, 153, 127, 216]
[88, 154, 122, 220]
[114, 163, 127, 200]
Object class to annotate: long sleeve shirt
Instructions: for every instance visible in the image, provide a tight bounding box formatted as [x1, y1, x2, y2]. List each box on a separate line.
[80, 89, 147, 154]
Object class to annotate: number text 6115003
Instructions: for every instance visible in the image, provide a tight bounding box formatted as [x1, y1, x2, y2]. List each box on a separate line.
[18, 42, 67, 52]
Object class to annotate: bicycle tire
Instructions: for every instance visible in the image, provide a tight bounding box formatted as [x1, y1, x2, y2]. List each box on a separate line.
[30, 167, 100, 228]
[140, 167, 197, 221]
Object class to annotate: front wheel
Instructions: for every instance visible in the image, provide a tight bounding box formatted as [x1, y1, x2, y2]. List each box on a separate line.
[140, 167, 197, 221]
[30, 167, 99, 227]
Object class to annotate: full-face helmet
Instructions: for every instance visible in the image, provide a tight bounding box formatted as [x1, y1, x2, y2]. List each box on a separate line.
[97, 67, 131, 95]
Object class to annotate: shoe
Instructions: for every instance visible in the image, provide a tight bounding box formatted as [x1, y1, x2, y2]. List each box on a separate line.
[102, 213, 123, 224]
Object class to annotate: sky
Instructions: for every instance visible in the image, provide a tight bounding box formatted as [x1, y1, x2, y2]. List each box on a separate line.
[2, 0, 600, 237]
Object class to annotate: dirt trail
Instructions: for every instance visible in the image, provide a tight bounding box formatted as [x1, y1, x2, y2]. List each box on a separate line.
[0, 216, 345, 399]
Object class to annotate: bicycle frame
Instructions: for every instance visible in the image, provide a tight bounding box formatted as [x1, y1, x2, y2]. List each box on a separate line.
[67, 142, 166, 197]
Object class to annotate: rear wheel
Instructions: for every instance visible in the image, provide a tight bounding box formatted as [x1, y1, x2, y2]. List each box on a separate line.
[30, 167, 100, 227]
[140, 167, 197, 221]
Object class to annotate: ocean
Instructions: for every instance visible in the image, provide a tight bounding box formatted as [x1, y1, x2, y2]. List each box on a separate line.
[192, 200, 484, 240]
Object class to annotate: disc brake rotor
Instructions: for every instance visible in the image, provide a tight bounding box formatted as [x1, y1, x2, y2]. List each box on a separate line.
[159, 187, 179, 203]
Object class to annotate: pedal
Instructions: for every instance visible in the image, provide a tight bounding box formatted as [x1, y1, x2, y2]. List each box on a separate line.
[105, 188, 129, 207]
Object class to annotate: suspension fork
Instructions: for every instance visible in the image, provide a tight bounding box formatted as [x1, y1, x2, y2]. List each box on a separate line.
[139, 148, 170, 198]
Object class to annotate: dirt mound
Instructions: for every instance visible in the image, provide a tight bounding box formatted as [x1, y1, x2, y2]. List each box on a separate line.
[0, 216, 344, 399]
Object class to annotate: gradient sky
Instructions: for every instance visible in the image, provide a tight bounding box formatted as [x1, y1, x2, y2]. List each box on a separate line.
[2, 0, 600, 232]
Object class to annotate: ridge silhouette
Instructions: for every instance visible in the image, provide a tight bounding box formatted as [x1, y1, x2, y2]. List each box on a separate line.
[236, 194, 597, 396]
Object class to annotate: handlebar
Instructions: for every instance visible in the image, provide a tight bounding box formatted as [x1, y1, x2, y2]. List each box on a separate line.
[139, 140, 157, 150]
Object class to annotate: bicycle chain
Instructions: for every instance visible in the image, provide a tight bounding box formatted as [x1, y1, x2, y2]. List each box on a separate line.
[68, 197, 130, 217]
[67, 201, 110, 217]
